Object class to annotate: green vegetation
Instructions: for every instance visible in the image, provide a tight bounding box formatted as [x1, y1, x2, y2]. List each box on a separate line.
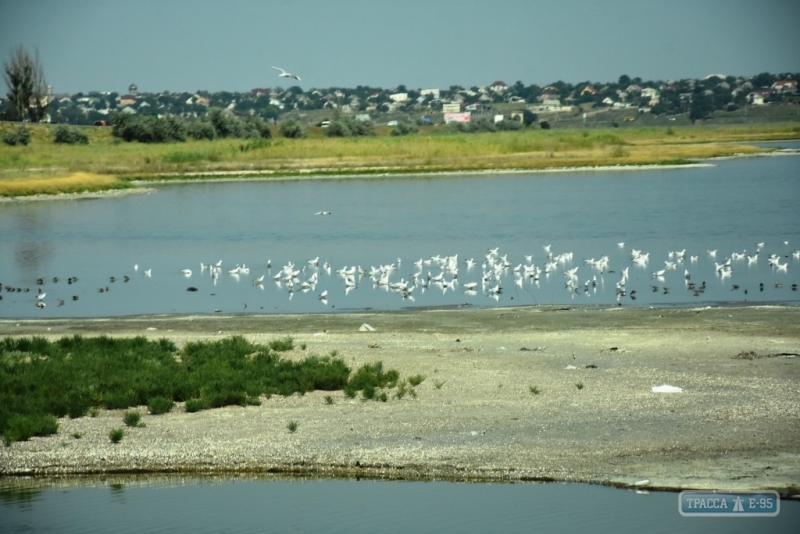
[71, 432, 82, 439]
[576, 382, 585, 390]
[2, 122, 797, 197]
[433, 379, 445, 390]
[147, 396, 174, 415]
[109, 428, 125, 443]
[0, 334, 407, 445]
[279, 118, 308, 139]
[287, 420, 298, 433]
[2, 125, 30, 146]
[122, 411, 143, 428]
[53, 125, 88, 145]
[529, 385, 541, 395]
[408, 374, 425, 387]
[324, 395, 334, 405]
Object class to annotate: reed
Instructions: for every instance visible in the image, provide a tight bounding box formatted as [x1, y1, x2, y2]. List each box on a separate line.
[0, 172, 129, 197]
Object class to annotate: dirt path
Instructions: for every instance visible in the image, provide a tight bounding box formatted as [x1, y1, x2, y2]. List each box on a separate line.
[1, 305, 799, 497]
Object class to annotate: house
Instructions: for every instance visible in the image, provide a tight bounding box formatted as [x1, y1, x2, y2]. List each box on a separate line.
[489, 81, 508, 93]
[771, 80, 797, 94]
[748, 89, 771, 105]
[388, 92, 408, 103]
[580, 85, 598, 96]
[602, 96, 615, 106]
[118, 94, 137, 107]
[625, 84, 642, 94]
[641, 88, 659, 99]
[420, 88, 440, 99]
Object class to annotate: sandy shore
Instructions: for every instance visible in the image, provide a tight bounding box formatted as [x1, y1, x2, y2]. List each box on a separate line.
[1, 305, 799, 496]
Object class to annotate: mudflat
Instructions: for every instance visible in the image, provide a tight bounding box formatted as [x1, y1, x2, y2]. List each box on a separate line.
[1, 305, 798, 496]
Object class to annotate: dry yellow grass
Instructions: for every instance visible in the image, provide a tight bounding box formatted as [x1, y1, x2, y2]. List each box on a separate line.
[0, 172, 126, 196]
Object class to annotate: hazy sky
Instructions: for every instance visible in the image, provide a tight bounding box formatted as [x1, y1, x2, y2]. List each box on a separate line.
[2, 0, 799, 95]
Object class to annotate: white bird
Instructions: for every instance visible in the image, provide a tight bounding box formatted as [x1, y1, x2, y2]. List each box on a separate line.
[254, 275, 265, 285]
[314, 211, 331, 215]
[319, 290, 328, 300]
[182, 269, 192, 277]
[272, 66, 300, 81]
[37, 292, 46, 300]
[144, 269, 152, 277]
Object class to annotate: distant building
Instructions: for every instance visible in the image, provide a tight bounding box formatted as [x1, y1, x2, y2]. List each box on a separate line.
[489, 81, 507, 93]
[129, 83, 138, 96]
[420, 88, 440, 99]
[389, 93, 408, 103]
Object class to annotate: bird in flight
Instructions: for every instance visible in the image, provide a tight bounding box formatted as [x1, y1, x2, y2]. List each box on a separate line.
[271, 66, 300, 81]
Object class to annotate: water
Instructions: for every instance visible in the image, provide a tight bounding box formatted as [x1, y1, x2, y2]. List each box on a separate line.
[1, 478, 798, 533]
[1, 153, 798, 318]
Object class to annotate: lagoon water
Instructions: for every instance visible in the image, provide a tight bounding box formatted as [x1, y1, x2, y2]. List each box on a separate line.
[1, 149, 799, 318]
[1, 477, 799, 534]
[2, 148, 800, 531]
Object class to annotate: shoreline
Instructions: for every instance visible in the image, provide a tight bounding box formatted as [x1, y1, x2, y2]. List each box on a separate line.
[2, 306, 798, 498]
[2, 147, 798, 203]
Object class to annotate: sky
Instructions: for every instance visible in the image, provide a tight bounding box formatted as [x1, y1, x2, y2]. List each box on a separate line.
[1, 0, 799, 95]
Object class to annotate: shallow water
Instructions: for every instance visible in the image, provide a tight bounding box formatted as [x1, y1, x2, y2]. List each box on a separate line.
[1, 478, 798, 534]
[1, 152, 798, 318]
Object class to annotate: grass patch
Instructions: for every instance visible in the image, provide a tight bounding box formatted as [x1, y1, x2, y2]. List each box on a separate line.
[268, 336, 294, 352]
[287, 420, 298, 433]
[324, 395, 334, 405]
[71, 432, 83, 439]
[0, 335, 405, 444]
[408, 374, 425, 387]
[576, 382, 585, 390]
[109, 428, 125, 443]
[433, 379, 445, 390]
[529, 385, 541, 395]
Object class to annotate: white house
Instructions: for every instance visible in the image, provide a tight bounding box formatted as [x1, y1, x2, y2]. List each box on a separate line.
[389, 93, 408, 103]
[420, 88, 440, 99]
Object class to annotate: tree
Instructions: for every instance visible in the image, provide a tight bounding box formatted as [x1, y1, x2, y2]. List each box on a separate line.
[3, 45, 48, 122]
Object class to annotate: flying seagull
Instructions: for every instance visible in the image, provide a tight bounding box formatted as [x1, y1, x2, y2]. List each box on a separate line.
[271, 66, 300, 81]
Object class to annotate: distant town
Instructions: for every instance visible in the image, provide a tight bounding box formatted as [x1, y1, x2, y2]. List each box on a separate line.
[1, 71, 797, 126]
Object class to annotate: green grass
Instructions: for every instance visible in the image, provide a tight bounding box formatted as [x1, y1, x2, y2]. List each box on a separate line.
[529, 385, 541, 395]
[324, 395, 334, 405]
[408, 374, 425, 387]
[576, 382, 585, 390]
[287, 420, 298, 433]
[0, 334, 405, 444]
[433, 379, 445, 390]
[109, 428, 125, 443]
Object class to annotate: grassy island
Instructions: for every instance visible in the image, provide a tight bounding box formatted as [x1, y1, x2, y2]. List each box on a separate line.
[1, 122, 798, 197]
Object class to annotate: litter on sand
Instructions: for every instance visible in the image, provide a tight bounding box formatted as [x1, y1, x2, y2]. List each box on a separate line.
[359, 323, 376, 332]
[651, 384, 683, 393]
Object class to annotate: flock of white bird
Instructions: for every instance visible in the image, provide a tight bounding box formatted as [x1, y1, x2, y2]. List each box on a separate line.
[8, 241, 797, 311]
[142, 241, 800, 310]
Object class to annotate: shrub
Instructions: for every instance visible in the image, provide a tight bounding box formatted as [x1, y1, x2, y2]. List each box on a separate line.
[433, 379, 445, 390]
[185, 399, 205, 413]
[576, 382, 585, 390]
[287, 420, 298, 433]
[496, 119, 523, 131]
[2, 125, 31, 146]
[279, 118, 308, 139]
[109, 428, 125, 443]
[123, 410, 142, 427]
[539, 121, 551, 130]
[147, 396, 174, 415]
[187, 119, 217, 140]
[348, 362, 399, 393]
[324, 395, 334, 405]
[326, 116, 373, 137]
[2, 415, 59, 446]
[390, 121, 418, 136]
[110, 113, 186, 143]
[53, 125, 89, 144]
[529, 385, 541, 395]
